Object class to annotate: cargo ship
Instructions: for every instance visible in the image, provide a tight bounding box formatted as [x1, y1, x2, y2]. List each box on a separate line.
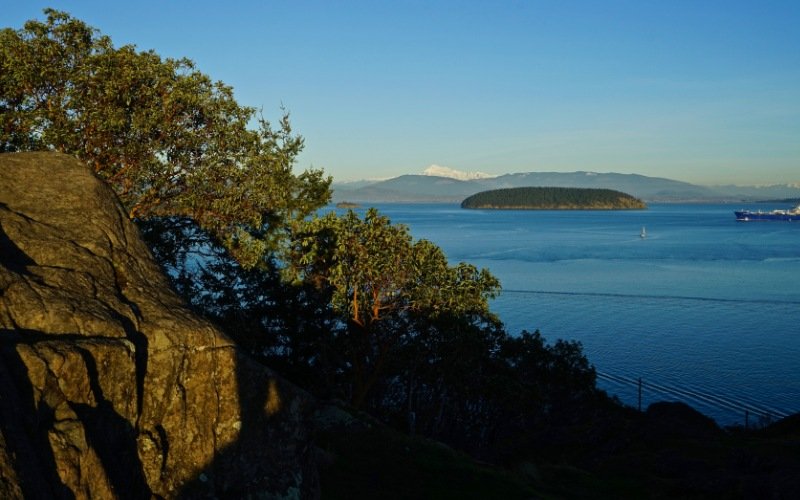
[734, 204, 800, 221]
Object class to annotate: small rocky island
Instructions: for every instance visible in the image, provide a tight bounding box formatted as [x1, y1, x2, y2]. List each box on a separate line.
[335, 201, 361, 209]
[461, 187, 647, 210]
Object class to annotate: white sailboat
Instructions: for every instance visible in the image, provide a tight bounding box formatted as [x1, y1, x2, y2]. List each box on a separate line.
[640, 226, 647, 239]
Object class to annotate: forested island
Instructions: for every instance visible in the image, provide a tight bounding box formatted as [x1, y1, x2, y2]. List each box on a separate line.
[461, 187, 647, 210]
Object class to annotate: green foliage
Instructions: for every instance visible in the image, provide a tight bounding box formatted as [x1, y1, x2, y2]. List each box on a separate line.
[286, 208, 501, 407]
[280, 208, 603, 457]
[1, 9, 330, 267]
[147, 210, 605, 466]
[461, 187, 647, 210]
[139, 216, 345, 397]
[288, 208, 500, 328]
[382, 321, 603, 461]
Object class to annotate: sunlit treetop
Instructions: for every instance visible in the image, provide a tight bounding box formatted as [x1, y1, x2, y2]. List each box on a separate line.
[0, 9, 331, 268]
[288, 207, 501, 328]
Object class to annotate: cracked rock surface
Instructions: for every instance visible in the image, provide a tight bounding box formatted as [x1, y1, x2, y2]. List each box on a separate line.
[0, 152, 318, 499]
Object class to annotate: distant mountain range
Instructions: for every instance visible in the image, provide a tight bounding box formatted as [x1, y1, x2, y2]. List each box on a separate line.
[332, 170, 800, 203]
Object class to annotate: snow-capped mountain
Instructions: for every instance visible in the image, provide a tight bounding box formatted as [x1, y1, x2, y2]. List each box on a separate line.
[422, 164, 495, 181]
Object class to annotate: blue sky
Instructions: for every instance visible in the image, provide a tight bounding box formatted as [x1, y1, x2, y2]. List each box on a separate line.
[6, 1, 800, 185]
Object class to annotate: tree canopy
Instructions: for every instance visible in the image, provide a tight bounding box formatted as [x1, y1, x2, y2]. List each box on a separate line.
[289, 208, 500, 328]
[1, 9, 330, 267]
[286, 208, 501, 407]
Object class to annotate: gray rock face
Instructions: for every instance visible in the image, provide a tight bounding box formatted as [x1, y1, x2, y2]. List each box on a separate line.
[0, 152, 318, 498]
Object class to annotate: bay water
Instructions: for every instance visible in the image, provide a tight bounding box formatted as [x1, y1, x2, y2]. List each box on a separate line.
[334, 203, 800, 426]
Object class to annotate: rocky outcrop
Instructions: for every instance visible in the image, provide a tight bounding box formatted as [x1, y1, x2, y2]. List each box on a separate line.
[0, 152, 318, 498]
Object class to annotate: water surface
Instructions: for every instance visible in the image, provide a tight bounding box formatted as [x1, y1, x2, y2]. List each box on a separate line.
[333, 203, 800, 426]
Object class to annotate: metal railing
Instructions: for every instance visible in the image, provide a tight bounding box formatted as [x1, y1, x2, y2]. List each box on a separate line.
[597, 371, 791, 428]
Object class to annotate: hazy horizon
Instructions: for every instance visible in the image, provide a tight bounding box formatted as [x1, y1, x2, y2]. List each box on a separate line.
[7, 1, 799, 186]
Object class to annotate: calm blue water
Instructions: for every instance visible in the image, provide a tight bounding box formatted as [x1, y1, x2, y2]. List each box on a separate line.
[331, 203, 800, 426]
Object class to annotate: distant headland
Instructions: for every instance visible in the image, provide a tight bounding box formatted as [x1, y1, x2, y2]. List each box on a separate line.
[461, 187, 647, 210]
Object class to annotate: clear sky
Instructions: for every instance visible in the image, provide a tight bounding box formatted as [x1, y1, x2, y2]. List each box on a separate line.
[5, 1, 800, 185]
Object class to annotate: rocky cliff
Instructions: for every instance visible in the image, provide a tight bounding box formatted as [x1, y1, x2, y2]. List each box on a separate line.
[0, 152, 318, 498]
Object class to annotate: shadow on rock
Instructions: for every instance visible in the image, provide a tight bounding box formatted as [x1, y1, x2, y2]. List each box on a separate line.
[177, 350, 318, 499]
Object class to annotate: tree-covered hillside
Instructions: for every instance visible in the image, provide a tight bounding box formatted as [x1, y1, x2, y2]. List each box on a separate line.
[461, 187, 647, 210]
